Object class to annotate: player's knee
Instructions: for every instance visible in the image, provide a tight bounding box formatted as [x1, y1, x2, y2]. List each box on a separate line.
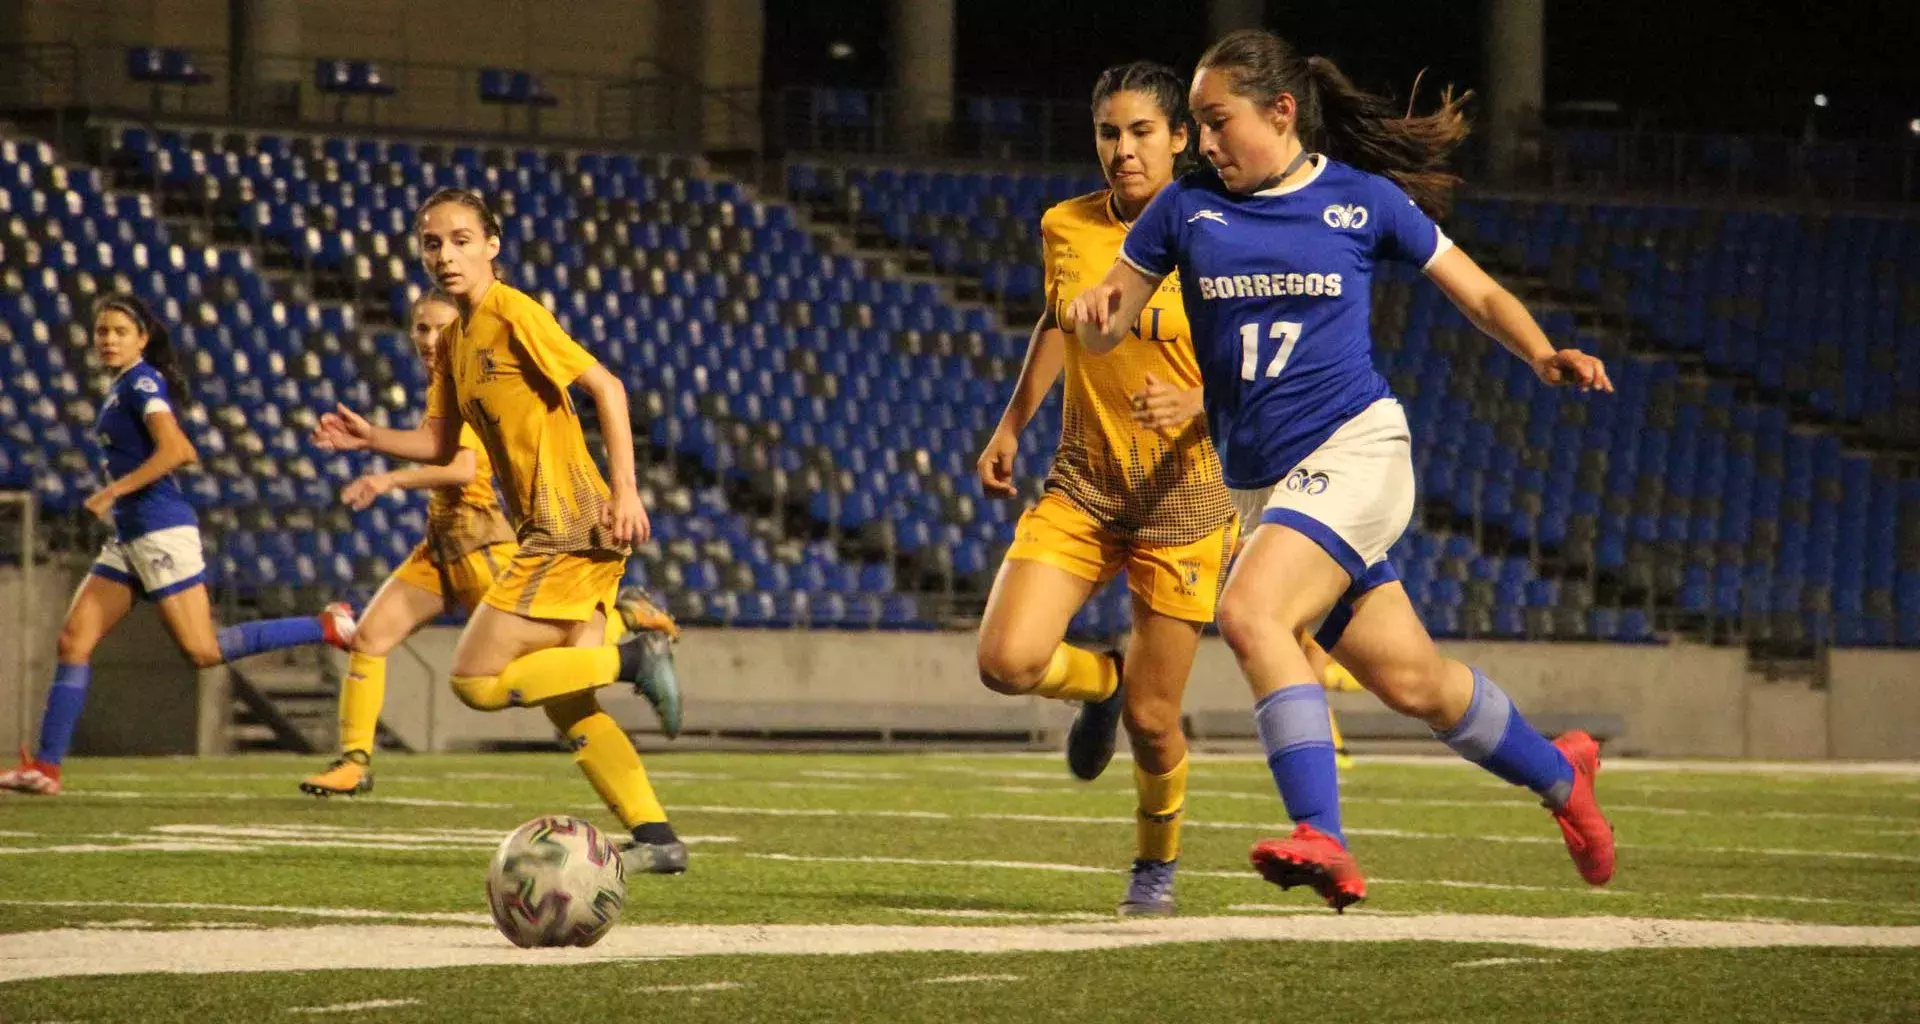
[976, 644, 1047, 696]
[182, 642, 225, 669]
[450, 674, 513, 711]
[1216, 591, 1288, 660]
[1123, 696, 1183, 748]
[350, 628, 400, 658]
[55, 622, 99, 664]
[1366, 660, 1449, 723]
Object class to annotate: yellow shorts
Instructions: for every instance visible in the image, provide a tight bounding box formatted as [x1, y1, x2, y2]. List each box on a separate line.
[1004, 493, 1237, 623]
[481, 549, 626, 625]
[392, 541, 516, 614]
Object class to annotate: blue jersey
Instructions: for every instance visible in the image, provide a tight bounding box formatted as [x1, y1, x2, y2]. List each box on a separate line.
[1120, 157, 1451, 489]
[94, 360, 197, 541]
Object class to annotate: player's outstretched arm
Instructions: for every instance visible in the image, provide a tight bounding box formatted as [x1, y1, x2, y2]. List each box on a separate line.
[1061, 260, 1161, 356]
[313, 405, 465, 464]
[978, 312, 1066, 498]
[574, 363, 650, 545]
[1425, 248, 1614, 393]
[340, 449, 478, 510]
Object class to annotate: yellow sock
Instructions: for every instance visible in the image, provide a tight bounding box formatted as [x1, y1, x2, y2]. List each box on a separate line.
[1134, 755, 1188, 862]
[1322, 660, 1363, 692]
[1329, 708, 1355, 769]
[1029, 644, 1118, 702]
[450, 646, 621, 710]
[546, 693, 667, 828]
[338, 652, 386, 756]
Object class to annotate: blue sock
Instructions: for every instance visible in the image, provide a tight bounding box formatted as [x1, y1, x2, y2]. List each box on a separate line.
[216, 617, 325, 663]
[1437, 669, 1575, 808]
[34, 663, 91, 765]
[1253, 685, 1344, 846]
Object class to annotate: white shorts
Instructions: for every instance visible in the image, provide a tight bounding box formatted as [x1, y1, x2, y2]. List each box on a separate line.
[91, 524, 208, 600]
[1231, 397, 1413, 596]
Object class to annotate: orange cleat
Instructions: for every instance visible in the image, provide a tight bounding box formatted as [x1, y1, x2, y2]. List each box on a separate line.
[1549, 729, 1616, 886]
[1250, 823, 1366, 912]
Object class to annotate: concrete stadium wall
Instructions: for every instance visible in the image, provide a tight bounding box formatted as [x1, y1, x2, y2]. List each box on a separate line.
[2, 562, 1913, 759]
[3, 0, 761, 143]
[0, 558, 206, 756]
[348, 627, 1920, 760]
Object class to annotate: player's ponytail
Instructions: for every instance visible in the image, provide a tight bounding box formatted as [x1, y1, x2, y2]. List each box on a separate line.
[1091, 60, 1196, 174]
[1198, 29, 1471, 218]
[94, 293, 191, 403]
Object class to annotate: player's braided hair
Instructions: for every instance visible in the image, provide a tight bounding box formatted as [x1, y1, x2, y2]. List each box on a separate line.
[1198, 29, 1471, 218]
[93, 293, 189, 402]
[1091, 60, 1196, 175]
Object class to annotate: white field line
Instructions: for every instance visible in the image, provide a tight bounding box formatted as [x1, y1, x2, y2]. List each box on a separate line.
[0, 898, 493, 924]
[888, 908, 1108, 922]
[287, 999, 422, 1014]
[1454, 957, 1559, 968]
[632, 982, 744, 994]
[0, 825, 738, 857]
[1188, 788, 1920, 826]
[674, 803, 1920, 865]
[919, 974, 1023, 984]
[6, 915, 1920, 982]
[69, 790, 514, 809]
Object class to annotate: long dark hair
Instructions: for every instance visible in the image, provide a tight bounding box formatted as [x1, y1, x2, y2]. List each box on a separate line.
[93, 293, 189, 402]
[1197, 29, 1471, 217]
[1091, 60, 1195, 173]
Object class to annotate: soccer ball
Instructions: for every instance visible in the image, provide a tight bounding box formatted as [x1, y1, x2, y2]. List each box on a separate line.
[485, 815, 627, 948]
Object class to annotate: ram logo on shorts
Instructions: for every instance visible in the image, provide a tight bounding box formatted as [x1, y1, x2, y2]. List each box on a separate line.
[149, 551, 175, 572]
[1284, 469, 1331, 495]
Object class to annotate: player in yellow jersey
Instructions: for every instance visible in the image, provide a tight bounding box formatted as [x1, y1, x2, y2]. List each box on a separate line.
[298, 292, 679, 798]
[313, 189, 688, 874]
[975, 62, 1235, 917]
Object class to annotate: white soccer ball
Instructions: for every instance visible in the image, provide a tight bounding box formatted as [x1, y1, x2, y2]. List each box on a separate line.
[485, 815, 627, 948]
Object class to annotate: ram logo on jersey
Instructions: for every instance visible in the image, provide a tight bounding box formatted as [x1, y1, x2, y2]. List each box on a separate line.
[1196, 272, 1344, 301]
[1322, 204, 1369, 229]
[1187, 209, 1228, 226]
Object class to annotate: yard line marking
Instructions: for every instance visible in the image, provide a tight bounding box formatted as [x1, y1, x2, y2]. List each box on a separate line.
[919, 974, 1023, 984]
[889, 908, 1108, 922]
[287, 999, 422, 1014]
[1700, 893, 1920, 915]
[1454, 957, 1558, 968]
[674, 803, 1920, 865]
[6, 915, 1920, 981]
[67, 790, 514, 809]
[1190, 789, 1920, 826]
[632, 982, 744, 994]
[0, 898, 494, 925]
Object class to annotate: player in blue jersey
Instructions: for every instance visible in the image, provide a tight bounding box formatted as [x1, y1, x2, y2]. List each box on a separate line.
[0, 295, 355, 795]
[1068, 29, 1617, 909]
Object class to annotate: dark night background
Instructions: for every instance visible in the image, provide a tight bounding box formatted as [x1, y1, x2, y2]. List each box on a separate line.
[766, 0, 1920, 143]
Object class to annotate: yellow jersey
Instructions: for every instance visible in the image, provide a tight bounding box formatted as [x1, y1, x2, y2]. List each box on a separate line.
[426, 282, 628, 559]
[422, 422, 516, 565]
[1041, 190, 1236, 546]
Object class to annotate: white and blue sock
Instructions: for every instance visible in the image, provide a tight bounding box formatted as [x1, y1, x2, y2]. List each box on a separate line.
[216, 617, 325, 663]
[1253, 684, 1344, 846]
[34, 663, 91, 765]
[1436, 669, 1575, 808]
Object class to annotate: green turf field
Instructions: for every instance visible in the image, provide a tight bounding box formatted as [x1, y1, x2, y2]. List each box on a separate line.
[1, 750, 1917, 1022]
